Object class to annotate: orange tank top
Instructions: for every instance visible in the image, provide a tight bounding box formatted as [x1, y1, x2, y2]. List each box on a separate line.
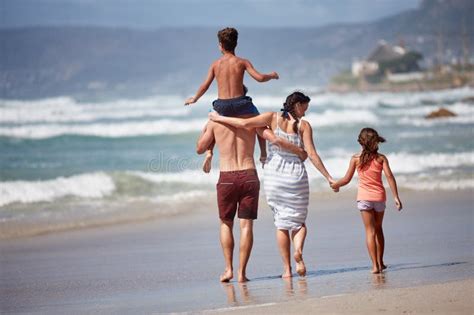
[357, 157, 386, 202]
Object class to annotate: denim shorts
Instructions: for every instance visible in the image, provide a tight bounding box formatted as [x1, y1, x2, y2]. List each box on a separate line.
[357, 200, 386, 212]
[212, 95, 259, 117]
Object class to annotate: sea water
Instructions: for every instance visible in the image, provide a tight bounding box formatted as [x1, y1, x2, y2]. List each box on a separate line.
[1, 88, 473, 237]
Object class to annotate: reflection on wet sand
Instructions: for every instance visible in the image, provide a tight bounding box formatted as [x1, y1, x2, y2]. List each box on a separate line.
[372, 272, 387, 288]
[283, 277, 308, 298]
[221, 282, 255, 306]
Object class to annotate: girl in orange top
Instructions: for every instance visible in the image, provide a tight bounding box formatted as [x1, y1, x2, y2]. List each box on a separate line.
[331, 128, 403, 274]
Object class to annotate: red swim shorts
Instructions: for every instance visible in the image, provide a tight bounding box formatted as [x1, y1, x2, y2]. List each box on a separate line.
[216, 169, 260, 221]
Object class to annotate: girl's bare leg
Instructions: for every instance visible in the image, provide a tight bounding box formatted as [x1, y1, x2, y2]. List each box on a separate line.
[360, 210, 380, 274]
[291, 224, 307, 276]
[374, 211, 386, 271]
[276, 229, 292, 278]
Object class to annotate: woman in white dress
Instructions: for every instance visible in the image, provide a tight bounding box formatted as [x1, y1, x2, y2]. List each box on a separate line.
[209, 91, 335, 277]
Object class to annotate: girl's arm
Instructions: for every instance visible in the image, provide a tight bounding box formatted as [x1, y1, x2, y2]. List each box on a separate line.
[300, 121, 333, 183]
[331, 156, 357, 189]
[209, 111, 274, 129]
[381, 155, 403, 211]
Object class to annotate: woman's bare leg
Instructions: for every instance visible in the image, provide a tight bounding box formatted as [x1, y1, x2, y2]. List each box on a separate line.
[276, 229, 292, 278]
[374, 211, 386, 271]
[360, 210, 379, 274]
[291, 224, 307, 276]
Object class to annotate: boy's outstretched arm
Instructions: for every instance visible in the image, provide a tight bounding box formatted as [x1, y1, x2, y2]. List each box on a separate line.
[244, 60, 279, 83]
[381, 155, 403, 210]
[185, 63, 215, 105]
[196, 121, 215, 154]
[258, 128, 307, 161]
[331, 156, 357, 189]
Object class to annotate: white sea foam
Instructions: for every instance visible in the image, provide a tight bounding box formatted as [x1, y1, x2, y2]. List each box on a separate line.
[383, 101, 474, 117]
[0, 96, 189, 124]
[397, 177, 474, 190]
[151, 190, 210, 203]
[304, 110, 378, 127]
[306, 151, 474, 178]
[0, 118, 207, 139]
[0, 172, 115, 207]
[129, 170, 220, 185]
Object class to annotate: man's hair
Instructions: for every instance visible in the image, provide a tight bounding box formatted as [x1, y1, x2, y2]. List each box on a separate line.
[218, 27, 238, 52]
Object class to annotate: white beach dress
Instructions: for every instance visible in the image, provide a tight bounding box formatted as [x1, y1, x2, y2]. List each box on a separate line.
[264, 116, 309, 231]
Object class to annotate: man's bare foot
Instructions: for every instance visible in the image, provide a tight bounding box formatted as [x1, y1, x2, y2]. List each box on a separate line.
[281, 270, 292, 278]
[220, 269, 233, 282]
[379, 263, 387, 271]
[294, 251, 306, 276]
[238, 274, 249, 283]
[202, 153, 213, 173]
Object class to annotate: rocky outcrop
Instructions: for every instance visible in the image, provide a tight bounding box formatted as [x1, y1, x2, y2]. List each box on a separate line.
[425, 108, 457, 119]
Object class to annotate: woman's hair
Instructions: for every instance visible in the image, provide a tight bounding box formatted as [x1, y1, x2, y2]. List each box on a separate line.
[358, 127, 386, 170]
[281, 91, 310, 133]
[218, 27, 238, 52]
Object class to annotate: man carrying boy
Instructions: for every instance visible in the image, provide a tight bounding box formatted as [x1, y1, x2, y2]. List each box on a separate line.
[185, 27, 279, 173]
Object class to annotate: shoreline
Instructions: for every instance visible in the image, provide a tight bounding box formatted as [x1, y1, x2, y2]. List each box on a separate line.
[1, 188, 471, 240]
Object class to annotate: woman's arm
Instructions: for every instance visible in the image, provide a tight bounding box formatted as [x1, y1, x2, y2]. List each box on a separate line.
[381, 155, 403, 210]
[209, 111, 274, 129]
[258, 128, 307, 161]
[300, 121, 333, 183]
[331, 156, 357, 189]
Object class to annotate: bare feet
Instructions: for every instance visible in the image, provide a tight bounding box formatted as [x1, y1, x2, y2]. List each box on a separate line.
[281, 270, 292, 278]
[294, 251, 306, 277]
[238, 273, 249, 283]
[220, 269, 233, 282]
[379, 263, 387, 271]
[371, 266, 380, 274]
[202, 152, 213, 173]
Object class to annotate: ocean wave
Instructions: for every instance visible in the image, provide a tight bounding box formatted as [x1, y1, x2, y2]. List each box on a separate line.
[310, 87, 474, 109]
[382, 101, 474, 117]
[304, 110, 378, 127]
[129, 170, 220, 185]
[0, 172, 115, 207]
[308, 151, 474, 178]
[0, 96, 190, 124]
[0, 118, 207, 139]
[398, 115, 474, 126]
[397, 177, 474, 191]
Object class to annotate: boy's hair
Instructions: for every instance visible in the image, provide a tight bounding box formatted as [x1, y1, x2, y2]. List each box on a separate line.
[218, 27, 238, 52]
[358, 127, 386, 170]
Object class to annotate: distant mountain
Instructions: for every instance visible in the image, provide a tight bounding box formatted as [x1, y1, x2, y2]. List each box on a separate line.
[1, 0, 472, 99]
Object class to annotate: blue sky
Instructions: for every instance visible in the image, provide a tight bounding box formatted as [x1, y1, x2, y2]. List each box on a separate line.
[1, 0, 420, 28]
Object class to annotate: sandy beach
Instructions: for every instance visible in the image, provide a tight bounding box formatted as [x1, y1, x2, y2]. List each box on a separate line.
[214, 279, 473, 314]
[1, 190, 473, 313]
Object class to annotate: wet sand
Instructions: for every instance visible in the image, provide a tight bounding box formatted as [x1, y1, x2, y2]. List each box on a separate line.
[1, 190, 473, 313]
[214, 279, 473, 314]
